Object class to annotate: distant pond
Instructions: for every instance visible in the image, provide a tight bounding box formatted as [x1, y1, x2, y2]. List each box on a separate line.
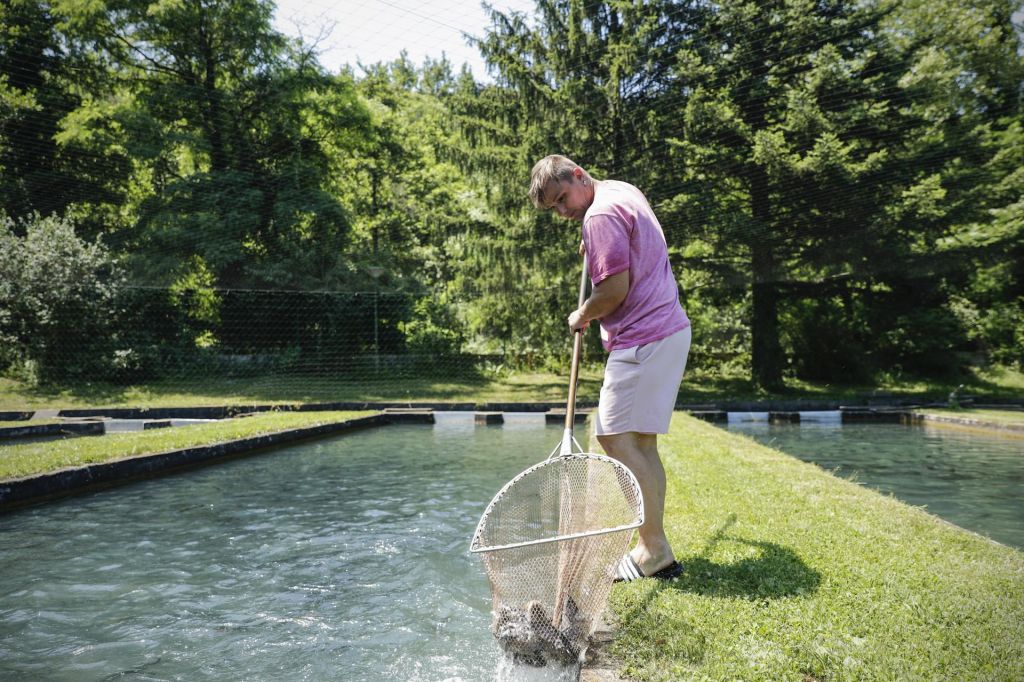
[723, 418, 1024, 549]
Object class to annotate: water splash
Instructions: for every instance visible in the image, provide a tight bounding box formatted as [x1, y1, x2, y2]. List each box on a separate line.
[494, 653, 580, 682]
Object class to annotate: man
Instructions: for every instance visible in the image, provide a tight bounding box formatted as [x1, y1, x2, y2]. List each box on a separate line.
[529, 154, 691, 582]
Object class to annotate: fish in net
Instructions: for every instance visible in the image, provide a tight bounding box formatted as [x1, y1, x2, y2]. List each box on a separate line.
[470, 445, 643, 667]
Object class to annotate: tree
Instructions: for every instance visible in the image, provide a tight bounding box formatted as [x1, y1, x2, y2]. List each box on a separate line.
[664, 1, 913, 386]
[54, 0, 371, 289]
[448, 1, 700, 363]
[883, 0, 1024, 372]
[665, 0, 1024, 385]
[0, 0, 129, 227]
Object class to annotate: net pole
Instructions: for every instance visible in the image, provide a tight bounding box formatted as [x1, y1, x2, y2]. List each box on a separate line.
[554, 255, 590, 629]
[560, 254, 589, 455]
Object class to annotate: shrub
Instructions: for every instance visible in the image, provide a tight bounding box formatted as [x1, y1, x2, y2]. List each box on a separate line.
[0, 213, 124, 382]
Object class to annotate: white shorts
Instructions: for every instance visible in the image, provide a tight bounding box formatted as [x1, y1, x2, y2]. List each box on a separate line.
[594, 326, 691, 436]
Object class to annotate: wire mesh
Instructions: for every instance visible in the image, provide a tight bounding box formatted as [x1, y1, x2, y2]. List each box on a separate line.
[471, 453, 643, 666]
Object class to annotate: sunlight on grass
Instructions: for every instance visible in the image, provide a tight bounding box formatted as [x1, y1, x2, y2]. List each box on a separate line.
[0, 411, 374, 481]
[606, 415, 1024, 681]
[0, 419, 60, 428]
[973, 365, 1024, 391]
[1, 365, 1020, 410]
[916, 408, 1024, 427]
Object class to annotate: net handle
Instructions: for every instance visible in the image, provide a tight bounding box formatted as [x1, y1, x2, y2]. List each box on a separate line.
[563, 254, 589, 443]
[555, 254, 590, 626]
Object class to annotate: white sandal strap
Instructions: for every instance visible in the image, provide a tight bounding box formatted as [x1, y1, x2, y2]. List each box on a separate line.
[615, 555, 644, 582]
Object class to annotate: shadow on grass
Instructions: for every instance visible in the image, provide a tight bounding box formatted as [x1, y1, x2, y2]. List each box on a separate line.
[670, 537, 821, 599]
[633, 515, 821, 603]
[610, 515, 821, 669]
[678, 514, 819, 599]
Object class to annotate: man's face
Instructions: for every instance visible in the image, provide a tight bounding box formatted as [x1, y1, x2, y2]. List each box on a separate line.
[543, 173, 591, 222]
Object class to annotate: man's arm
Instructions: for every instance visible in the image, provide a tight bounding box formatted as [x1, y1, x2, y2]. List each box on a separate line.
[568, 270, 629, 331]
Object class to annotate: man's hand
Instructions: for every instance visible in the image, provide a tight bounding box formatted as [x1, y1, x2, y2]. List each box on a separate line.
[568, 308, 589, 332]
[568, 271, 629, 333]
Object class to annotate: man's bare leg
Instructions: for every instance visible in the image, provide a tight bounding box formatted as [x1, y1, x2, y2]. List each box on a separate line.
[597, 431, 674, 575]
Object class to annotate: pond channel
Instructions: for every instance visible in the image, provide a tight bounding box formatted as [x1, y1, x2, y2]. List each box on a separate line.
[0, 414, 576, 681]
[4, 410, 1020, 680]
[724, 413, 1024, 549]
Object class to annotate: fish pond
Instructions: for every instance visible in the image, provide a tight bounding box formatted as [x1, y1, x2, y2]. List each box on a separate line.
[3, 410, 1021, 680]
[724, 414, 1024, 549]
[0, 414, 577, 681]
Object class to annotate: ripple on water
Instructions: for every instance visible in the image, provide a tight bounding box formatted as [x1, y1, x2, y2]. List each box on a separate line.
[1, 422, 566, 680]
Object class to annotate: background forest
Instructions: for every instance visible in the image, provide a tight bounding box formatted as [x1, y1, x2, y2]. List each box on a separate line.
[1, 0, 1022, 396]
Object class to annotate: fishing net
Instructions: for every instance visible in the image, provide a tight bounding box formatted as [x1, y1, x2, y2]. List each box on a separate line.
[470, 438, 643, 667]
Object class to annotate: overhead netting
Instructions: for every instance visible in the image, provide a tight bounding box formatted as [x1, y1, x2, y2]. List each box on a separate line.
[470, 453, 643, 667]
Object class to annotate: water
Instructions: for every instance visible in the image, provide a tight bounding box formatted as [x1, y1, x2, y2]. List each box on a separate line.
[0, 415, 579, 681]
[725, 419, 1024, 549]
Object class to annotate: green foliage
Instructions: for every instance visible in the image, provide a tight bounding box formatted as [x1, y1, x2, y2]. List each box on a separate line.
[0, 0, 1020, 389]
[782, 294, 873, 382]
[0, 0, 127, 227]
[169, 256, 222, 349]
[337, 55, 491, 296]
[948, 116, 1024, 370]
[52, 0, 372, 289]
[398, 296, 466, 360]
[0, 213, 124, 382]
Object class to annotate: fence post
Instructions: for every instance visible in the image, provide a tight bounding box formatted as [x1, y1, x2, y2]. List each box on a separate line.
[367, 266, 384, 376]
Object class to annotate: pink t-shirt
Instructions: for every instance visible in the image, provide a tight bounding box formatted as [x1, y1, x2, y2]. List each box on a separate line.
[583, 180, 689, 351]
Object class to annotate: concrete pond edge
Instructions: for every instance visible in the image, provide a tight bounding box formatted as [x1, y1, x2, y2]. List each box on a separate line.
[0, 412, 437, 513]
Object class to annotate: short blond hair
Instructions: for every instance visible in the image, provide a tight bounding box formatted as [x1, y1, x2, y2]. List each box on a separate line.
[528, 154, 581, 208]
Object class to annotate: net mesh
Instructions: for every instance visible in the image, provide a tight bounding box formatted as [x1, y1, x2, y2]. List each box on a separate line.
[470, 453, 643, 666]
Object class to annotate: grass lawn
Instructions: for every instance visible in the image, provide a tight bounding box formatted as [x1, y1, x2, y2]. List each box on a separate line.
[1, 364, 1021, 410]
[916, 407, 1024, 427]
[607, 414, 1024, 681]
[0, 410, 374, 481]
[0, 372, 607, 409]
[0, 419, 60, 428]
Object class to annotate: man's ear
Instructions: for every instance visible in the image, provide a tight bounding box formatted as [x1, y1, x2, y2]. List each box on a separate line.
[572, 167, 584, 181]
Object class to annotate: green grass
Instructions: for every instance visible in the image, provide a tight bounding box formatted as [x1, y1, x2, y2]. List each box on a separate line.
[0, 371, 604, 409]
[607, 414, 1024, 681]
[2, 364, 1021, 410]
[0, 410, 374, 481]
[0, 419, 60, 428]
[917, 407, 1024, 427]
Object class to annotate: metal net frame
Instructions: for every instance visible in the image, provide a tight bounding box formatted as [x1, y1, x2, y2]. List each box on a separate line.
[470, 439, 644, 666]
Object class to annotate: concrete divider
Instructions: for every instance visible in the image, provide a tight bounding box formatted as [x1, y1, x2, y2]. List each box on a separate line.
[0, 414, 390, 513]
[382, 408, 435, 423]
[688, 411, 727, 423]
[0, 421, 104, 440]
[839, 407, 908, 423]
[909, 412, 1024, 434]
[544, 409, 590, 424]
